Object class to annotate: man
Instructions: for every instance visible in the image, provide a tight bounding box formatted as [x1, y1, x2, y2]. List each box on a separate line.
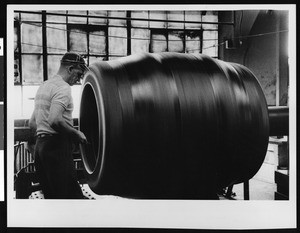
[29, 52, 88, 199]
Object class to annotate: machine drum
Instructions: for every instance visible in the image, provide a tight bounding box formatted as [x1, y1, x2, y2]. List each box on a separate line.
[79, 52, 269, 199]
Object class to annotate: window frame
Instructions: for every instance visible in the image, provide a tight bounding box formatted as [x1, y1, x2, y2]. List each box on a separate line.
[14, 10, 219, 86]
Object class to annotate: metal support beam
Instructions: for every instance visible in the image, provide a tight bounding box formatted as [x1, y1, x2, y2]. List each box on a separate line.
[244, 180, 250, 200]
[42, 11, 48, 81]
[15, 10, 235, 26]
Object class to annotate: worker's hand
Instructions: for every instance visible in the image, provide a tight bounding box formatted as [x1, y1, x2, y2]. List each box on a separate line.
[76, 130, 88, 144]
[25, 141, 35, 156]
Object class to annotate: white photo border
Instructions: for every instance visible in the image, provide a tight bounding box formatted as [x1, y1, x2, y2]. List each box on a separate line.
[7, 4, 297, 229]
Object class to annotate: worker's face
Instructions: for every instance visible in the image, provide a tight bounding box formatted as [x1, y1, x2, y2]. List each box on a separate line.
[67, 65, 85, 86]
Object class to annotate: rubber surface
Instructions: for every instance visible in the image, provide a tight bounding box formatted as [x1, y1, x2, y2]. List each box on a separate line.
[79, 52, 269, 199]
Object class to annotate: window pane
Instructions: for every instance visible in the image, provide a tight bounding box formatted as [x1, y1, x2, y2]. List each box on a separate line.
[168, 31, 184, 52]
[21, 23, 42, 53]
[109, 27, 127, 56]
[186, 31, 201, 54]
[149, 11, 167, 28]
[68, 10, 87, 24]
[185, 11, 202, 29]
[46, 10, 67, 23]
[131, 28, 150, 54]
[47, 24, 67, 53]
[22, 55, 43, 84]
[21, 11, 42, 21]
[89, 30, 106, 55]
[88, 10, 108, 25]
[108, 11, 126, 26]
[151, 33, 167, 52]
[202, 30, 218, 57]
[69, 28, 87, 54]
[47, 55, 62, 79]
[167, 11, 184, 29]
[131, 11, 149, 27]
[202, 11, 218, 30]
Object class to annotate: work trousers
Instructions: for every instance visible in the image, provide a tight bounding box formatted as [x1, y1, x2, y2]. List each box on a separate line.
[34, 134, 84, 199]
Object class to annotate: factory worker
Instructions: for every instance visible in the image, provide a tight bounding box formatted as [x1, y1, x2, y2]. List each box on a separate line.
[29, 52, 88, 199]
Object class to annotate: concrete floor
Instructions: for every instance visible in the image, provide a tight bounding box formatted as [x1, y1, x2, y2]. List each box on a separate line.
[29, 184, 129, 200]
[229, 178, 277, 200]
[28, 178, 277, 200]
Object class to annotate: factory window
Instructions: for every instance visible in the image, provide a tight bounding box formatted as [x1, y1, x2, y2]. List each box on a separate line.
[150, 29, 202, 54]
[186, 31, 202, 54]
[168, 31, 185, 53]
[67, 24, 108, 61]
[131, 11, 149, 28]
[108, 10, 127, 26]
[89, 30, 107, 55]
[69, 26, 88, 53]
[14, 10, 219, 86]
[21, 55, 43, 84]
[14, 12, 44, 85]
[131, 28, 150, 54]
[167, 11, 185, 29]
[185, 11, 202, 29]
[88, 10, 108, 25]
[68, 10, 88, 24]
[150, 30, 168, 53]
[18, 17, 43, 85]
[109, 27, 127, 58]
[46, 10, 67, 23]
[202, 30, 218, 57]
[47, 24, 67, 54]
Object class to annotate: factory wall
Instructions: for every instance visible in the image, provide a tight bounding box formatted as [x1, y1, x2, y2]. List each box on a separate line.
[218, 10, 290, 195]
[14, 10, 289, 113]
[218, 10, 289, 106]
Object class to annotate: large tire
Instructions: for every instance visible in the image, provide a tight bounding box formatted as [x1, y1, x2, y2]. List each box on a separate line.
[79, 52, 269, 199]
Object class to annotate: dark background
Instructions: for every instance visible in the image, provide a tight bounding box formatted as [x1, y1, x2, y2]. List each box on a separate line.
[0, 56, 3, 102]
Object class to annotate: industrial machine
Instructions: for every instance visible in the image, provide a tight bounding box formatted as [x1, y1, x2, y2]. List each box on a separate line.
[14, 52, 289, 199]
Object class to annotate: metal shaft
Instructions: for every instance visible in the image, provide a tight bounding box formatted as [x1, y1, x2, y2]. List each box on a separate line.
[268, 106, 289, 136]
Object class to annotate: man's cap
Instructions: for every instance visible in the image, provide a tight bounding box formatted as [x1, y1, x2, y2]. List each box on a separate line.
[61, 52, 89, 71]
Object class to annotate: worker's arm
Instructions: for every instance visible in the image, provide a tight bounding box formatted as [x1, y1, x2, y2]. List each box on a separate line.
[28, 110, 37, 141]
[48, 103, 87, 144]
[28, 110, 37, 133]
[27, 110, 37, 155]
